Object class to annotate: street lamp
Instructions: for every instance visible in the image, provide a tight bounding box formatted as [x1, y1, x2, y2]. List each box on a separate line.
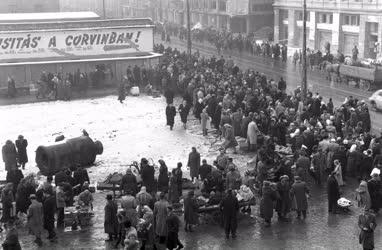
[302, 0, 307, 101]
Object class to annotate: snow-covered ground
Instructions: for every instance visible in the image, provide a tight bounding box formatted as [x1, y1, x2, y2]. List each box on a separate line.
[0, 95, 225, 182]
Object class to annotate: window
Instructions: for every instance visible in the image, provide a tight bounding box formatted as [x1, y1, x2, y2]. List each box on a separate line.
[318, 13, 333, 24]
[370, 22, 378, 33]
[211, 0, 217, 9]
[296, 11, 310, 21]
[219, 0, 226, 11]
[343, 15, 359, 26]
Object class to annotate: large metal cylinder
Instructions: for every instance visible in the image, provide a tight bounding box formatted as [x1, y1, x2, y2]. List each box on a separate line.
[35, 136, 103, 176]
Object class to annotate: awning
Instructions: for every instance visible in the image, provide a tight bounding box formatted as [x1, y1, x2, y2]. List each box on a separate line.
[0, 52, 162, 66]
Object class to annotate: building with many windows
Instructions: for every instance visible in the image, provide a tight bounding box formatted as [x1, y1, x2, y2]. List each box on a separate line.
[274, 0, 382, 59]
[126, 0, 273, 34]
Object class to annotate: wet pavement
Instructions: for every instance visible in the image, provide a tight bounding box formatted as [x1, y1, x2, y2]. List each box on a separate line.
[157, 36, 382, 133]
[0, 95, 381, 250]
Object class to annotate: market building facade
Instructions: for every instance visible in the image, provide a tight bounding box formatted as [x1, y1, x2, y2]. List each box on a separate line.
[0, 13, 159, 94]
[273, 0, 382, 59]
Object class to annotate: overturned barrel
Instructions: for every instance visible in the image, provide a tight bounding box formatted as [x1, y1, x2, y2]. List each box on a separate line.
[35, 136, 103, 176]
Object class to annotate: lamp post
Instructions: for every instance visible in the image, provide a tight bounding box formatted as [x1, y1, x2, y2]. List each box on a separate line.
[102, 0, 106, 19]
[186, 0, 192, 55]
[301, 0, 307, 101]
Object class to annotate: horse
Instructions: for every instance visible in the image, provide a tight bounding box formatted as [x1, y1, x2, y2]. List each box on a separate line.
[323, 61, 341, 82]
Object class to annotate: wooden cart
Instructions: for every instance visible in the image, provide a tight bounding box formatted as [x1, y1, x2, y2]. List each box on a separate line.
[339, 64, 382, 91]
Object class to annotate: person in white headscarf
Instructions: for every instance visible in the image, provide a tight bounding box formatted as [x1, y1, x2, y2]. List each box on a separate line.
[333, 159, 344, 186]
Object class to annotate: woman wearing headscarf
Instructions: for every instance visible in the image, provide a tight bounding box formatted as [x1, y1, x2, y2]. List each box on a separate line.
[347, 144, 360, 178]
[138, 206, 154, 250]
[333, 159, 344, 186]
[260, 181, 278, 226]
[356, 181, 371, 210]
[157, 160, 169, 193]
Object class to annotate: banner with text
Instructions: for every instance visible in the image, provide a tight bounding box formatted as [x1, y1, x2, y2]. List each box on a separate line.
[0, 26, 153, 62]
[226, 0, 249, 16]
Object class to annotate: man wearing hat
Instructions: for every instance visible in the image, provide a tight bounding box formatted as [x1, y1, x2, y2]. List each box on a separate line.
[368, 169, 381, 214]
[104, 194, 118, 242]
[166, 205, 184, 250]
[327, 171, 340, 214]
[290, 176, 310, 219]
[27, 194, 43, 246]
[220, 189, 239, 239]
[43, 188, 57, 241]
[15, 135, 28, 170]
[121, 168, 138, 196]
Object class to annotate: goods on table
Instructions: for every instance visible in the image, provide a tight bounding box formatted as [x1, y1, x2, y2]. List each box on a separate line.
[36, 136, 103, 176]
[130, 86, 140, 96]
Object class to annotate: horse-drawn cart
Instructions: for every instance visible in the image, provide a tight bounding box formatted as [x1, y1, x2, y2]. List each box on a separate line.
[339, 64, 382, 91]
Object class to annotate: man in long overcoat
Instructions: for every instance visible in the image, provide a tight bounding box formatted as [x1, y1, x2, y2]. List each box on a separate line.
[358, 208, 377, 250]
[153, 192, 169, 244]
[43, 190, 56, 240]
[2, 140, 17, 172]
[183, 190, 198, 232]
[327, 171, 340, 213]
[104, 194, 118, 241]
[166, 103, 176, 130]
[187, 147, 200, 182]
[290, 176, 309, 219]
[15, 135, 27, 170]
[27, 194, 43, 246]
[120, 168, 138, 196]
[140, 158, 156, 194]
[220, 189, 239, 239]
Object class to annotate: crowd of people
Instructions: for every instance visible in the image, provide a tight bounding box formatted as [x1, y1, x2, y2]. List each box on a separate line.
[1, 40, 381, 249]
[155, 43, 380, 248]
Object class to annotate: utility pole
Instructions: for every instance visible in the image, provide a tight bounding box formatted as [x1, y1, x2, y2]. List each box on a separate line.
[302, 0, 307, 101]
[186, 0, 192, 55]
[102, 0, 106, 19]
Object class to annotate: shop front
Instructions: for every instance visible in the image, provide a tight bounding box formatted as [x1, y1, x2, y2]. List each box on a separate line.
[0, 17, 160, 95]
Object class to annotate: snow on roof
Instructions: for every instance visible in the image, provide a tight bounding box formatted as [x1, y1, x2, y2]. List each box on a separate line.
[0, 12, 99, 22]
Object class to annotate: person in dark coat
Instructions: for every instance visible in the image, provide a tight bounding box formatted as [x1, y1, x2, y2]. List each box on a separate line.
[1, 184, 14, 227]
[104, 194, 118, 241]
[220, 189, 239, 238]
[140, 158, 156, 194]
[15, 135, 27, 170]
[43, 189, 57, 240]
[73, 166, 90, 191]
[368, 171, 382, 214]
[2, 219, 21, 250]
[199, 159, 212, 181]
[187, 147, 201, 182]
[166, 103, 176, 130]
[213, 103, 222, 130]
[260, 181, 278, 226]
[193, 99, 204, 121]
[157, 160, 169, 193]
[178, 100, 190, 129]
[120, 168, 138, 196]
[54, 169, 69, 186]
[6, 168, 23, 196]
[183, 190, 198, 232]
[174, 162, 183, 197]
[7, 76, 16, 98]
[166, 205, 184, 250]
[16, 175, 37, 214]
[276, 175, 291, 221]
[117, 81, 126, 103]
[290, 176, 310, 219]
[358, 208, 377, 250]
[327, 171, 340, 213]
[164, 87, 174, 104]
[2, 140, 18, 172]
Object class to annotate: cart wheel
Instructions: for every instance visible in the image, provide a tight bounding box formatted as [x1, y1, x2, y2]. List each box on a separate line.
[363, 81, 371, 91]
